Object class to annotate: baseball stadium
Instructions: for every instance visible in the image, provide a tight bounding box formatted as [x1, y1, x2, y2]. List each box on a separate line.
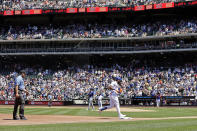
[1, 0, 197, 131]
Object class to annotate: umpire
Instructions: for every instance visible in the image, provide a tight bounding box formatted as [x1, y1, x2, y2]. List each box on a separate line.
[13, 70, 28, 120]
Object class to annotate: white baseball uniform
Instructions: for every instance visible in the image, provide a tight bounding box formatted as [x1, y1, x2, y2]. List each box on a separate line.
[98, 95, 103, 108]
[105, 81, 124, 118]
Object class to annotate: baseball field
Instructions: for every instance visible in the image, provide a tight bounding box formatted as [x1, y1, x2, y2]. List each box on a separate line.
[1, 105, 197, 131]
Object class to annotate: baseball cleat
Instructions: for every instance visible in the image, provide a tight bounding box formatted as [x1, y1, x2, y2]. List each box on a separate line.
[120, 114, 126, 117]
[13, 117, 20, 120]
[20, 117, 27, 120]
[98, 108, 102, 114]
[119, 117, 132, 120]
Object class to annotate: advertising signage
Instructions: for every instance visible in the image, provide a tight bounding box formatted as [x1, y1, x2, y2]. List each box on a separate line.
[146, 5, 153, 10]
[154, 2, 174, 9]
[134, 5, 145, 11]
[175, 1, 197, 7]
[0, 11, 3, 15]
[87, 7, 108, 12]
[108, 7, 132, 12]
[187, 0, 197, 5]
[22, 9, 42, 15]
[1, 1, 197, 16]
[66, 8, 78, 13]
[15, 10, 22, 15]
[78, 8, 86, 13]
[42, 9, 67, 14]
[3, 10, 14, 16]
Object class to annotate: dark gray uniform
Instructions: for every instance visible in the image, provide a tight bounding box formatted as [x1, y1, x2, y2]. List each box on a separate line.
[13, 75, 25, 119]
[48, 94, 53, 107]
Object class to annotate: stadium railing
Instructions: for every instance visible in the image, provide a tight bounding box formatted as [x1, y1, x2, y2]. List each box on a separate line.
[0, 96, 196, 106]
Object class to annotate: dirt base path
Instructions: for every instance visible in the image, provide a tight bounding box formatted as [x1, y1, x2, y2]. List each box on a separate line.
[1, 114, 197, 126]
[0, 114, 128, 125]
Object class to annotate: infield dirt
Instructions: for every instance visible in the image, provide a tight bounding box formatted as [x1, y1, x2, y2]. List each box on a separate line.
[1, 113, 197, 126]
[1, 105, 197, 126]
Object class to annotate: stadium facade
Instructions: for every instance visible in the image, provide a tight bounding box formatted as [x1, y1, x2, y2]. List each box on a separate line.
[0, 0, 197, 106]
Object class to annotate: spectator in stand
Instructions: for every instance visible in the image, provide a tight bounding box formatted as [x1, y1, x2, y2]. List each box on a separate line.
[1, 0, 194, 11]
[1, 62, 197, 101]
[0, 18, 197, 40]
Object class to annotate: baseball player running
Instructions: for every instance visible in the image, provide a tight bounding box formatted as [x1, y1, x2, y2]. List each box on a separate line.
[99, 75, 131, 119]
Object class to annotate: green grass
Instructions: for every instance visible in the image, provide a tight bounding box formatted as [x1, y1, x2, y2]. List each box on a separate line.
[1, 107, 197, 118]
[1, 119, 197, 131]
[1, 107, 197, 131]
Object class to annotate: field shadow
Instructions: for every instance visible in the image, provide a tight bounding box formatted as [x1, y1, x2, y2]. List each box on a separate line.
[98, 118, 111, 119]
[3, 119, 13, 120]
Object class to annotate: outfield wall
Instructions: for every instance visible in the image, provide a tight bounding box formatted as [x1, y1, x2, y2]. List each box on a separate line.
[0, 96, 196, 106]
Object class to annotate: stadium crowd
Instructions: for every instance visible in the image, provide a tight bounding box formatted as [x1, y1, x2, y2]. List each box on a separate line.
[0, 18, 197, 40]
[0, 0, 191, 11]
[0, 62, 197, 101]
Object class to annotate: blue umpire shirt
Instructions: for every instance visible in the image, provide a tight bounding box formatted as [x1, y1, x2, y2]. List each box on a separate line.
[15, 75, 25, 91]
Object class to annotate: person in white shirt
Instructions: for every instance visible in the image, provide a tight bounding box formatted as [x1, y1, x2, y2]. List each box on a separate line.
[98, 93, 103, 109]
[99, 75, 131, 119]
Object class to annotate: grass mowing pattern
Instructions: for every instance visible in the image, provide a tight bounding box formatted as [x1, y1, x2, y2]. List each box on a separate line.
[1, 119, 197, 131]
[1, 107, 197, 118]
[1, 107, 197, 131]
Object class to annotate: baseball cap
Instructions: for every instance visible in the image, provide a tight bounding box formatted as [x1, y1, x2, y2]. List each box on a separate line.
[20, 70, 26, 74]
[115, 77, 122, 81]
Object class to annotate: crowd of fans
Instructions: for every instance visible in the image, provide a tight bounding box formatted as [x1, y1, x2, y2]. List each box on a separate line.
[0, 18, 197, 40]
[1, 62, 197, 101]
[0, 0, 189, 11]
